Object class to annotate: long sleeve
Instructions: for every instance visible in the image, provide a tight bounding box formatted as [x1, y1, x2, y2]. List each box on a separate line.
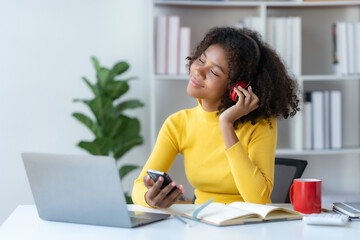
[225, 118, 276, 204]
[132, 114, 181, 207]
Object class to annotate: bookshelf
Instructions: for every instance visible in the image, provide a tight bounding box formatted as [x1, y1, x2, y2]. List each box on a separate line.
[148, 0, 360, 201]
[148, 0, 360, 200]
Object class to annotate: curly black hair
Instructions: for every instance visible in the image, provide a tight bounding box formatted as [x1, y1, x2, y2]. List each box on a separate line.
[187, 27, 300, 128]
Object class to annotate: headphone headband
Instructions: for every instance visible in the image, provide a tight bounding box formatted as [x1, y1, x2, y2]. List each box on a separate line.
[241, 33, 261, 71]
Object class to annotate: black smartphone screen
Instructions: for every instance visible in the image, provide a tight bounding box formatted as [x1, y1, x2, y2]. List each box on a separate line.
[147, 169, 177, 195]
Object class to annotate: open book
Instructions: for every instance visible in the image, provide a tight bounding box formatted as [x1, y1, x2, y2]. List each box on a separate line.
[182, 202, 303, 226]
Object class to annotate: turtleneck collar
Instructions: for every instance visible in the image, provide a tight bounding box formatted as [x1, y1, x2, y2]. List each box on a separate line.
[196, 99, 219, 125]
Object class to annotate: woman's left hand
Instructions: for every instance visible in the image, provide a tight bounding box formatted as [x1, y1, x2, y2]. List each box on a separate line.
[220, 85, 259, 124]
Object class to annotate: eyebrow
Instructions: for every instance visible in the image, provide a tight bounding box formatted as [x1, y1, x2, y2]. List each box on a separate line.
[203, 52, 226, 74]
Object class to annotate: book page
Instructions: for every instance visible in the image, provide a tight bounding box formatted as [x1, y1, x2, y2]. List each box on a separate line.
[183, 202, 261, 225]
[228, 202, 301, 219]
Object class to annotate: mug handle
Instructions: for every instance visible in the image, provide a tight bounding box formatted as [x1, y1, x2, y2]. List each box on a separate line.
[289, 184, 294, 204]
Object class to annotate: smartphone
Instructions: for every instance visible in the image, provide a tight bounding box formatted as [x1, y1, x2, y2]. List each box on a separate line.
[146, 169, 177, 195]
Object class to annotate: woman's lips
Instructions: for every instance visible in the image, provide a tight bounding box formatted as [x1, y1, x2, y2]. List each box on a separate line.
[190, 77, 203, 88]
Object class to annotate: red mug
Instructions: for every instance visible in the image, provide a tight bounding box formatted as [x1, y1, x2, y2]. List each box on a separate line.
[290, 178, 322, 214]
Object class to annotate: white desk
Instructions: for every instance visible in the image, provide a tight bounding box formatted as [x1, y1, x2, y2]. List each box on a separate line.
[0, 204, 359, 240]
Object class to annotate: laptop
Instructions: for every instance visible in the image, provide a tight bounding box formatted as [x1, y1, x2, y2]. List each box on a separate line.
[21, 152, 170, 228]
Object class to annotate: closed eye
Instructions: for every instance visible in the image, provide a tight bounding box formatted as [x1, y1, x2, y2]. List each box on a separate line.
[211, 70, 219, 77]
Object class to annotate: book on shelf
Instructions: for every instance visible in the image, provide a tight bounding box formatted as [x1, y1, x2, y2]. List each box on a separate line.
[266, 16, 301, 76]
[304, 90, 342, 150]
[154, 15, 191, 76]
[179, 27, 191, 75]
[346, 22, 356, 75]
[333, 202, 360, 218]
[167, 16, 180, 75]
[155, 15, 168, 75]
[332, 23, 339, 74]
[303, 94, 313, 150]
[330, 91, 342, 149]
[333, 21, 360, 75]
[182, 202, 303, 226]
[336, 22, 348, 75]
[312, 91, 325, 150]
[291, 17, 301, 76]
[356, 22, 360, 74]
[324, 91, 330, 149]
[266, 17, 276, 49]
[275, 17, 286, 66]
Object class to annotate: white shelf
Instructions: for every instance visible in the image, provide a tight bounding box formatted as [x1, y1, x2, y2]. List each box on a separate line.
[150, 0, 360, 198]
[301, 75, 360, 81]
[155, 74, 360, 81]
[155, 1, 360, 7]
[150, 0, 360, 153]
[276, 147, 360, 156]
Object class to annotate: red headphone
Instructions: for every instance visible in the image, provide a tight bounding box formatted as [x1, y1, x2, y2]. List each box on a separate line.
[229, 33, 260, 102]
[229, 80, 252, 102]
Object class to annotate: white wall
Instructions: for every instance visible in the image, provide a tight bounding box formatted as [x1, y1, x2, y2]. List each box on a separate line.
[0, 0, 150, 224]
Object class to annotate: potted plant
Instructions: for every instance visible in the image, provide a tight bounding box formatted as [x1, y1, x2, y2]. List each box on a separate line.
[72, 56, 144, 203]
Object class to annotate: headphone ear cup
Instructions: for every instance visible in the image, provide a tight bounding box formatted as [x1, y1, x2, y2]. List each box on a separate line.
[229, 81, 248, 102]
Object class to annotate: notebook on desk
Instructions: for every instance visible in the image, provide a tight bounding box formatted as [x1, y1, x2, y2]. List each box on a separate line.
[21, 152, 170, 228]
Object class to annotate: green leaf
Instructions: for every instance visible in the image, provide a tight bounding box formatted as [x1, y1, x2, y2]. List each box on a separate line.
[77, 137, 112, 156]
[103, 115, 126, 138]
[113, 135, 143, 159]
[114, 76, 137, 82]
[119, 164, 139, 179]
[119, 117, 141, 138]
[114, 100, 144, 117]
[73, 99, 91, 104]
[82, 77, 99, 96]
[97, 67, 110, 88]
[88, 96, 114, 126]
[104, 80, 129, 100]
[125, 193, 133, 204]
[104, 115, 140, 141]
[91, 56, 100, 73]
[72, 112, 102, 137]
[110, 61, 129, 78]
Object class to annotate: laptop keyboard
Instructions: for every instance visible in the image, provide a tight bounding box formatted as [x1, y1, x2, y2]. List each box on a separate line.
[129, 211, 169, 227]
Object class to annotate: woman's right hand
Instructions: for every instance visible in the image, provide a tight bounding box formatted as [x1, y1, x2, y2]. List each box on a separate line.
[143, 175, 185, 208]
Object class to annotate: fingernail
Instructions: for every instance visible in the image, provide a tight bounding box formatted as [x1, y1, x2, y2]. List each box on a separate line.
[171, 182, 176, 187]
[249, 86, 252, 90]
[159, 176, 163, 181]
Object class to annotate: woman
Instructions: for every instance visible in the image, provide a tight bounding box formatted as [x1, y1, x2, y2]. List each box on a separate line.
[132, 27, 300, 208]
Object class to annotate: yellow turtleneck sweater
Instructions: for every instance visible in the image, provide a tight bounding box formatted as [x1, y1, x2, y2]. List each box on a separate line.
[132, 101, 277, 207]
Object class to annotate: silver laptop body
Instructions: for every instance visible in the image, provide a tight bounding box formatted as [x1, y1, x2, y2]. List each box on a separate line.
[21, 152, 170, 228]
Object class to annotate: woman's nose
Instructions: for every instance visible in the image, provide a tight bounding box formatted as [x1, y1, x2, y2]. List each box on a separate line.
[194, 65, 206, 79]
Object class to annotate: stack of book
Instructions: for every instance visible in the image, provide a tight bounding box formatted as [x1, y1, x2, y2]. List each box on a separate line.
[333, 202, 360, 221]
[155, 15, 191, 75]
[333, 21, 360, 75]
[303, 90, 342, 150]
